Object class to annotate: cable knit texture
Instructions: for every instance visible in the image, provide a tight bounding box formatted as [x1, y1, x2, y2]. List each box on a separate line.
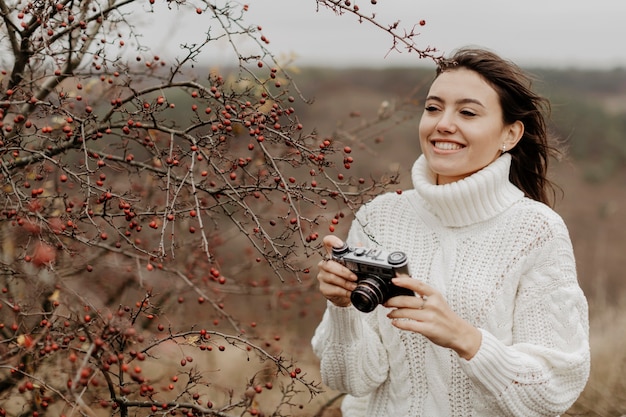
[311, 154, 590, 417]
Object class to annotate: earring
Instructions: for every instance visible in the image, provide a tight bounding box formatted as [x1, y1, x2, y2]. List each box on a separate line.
[502, 143, 507, 153]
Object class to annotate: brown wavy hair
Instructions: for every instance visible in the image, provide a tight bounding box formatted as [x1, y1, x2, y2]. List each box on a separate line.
[435, 48, 561, 206]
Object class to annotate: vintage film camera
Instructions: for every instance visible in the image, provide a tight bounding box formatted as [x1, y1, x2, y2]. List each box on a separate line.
[331, 243, 413, 313]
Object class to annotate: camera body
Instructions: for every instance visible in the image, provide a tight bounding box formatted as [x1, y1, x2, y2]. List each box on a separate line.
[331, 243, 413, 313]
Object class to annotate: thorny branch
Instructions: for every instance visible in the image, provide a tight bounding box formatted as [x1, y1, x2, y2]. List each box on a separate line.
[0, 0, 437, 415]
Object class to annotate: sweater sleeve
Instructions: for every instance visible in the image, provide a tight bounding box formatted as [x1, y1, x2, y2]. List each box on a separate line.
[311, 303, 389, 397]
[459, 219, 590, 416]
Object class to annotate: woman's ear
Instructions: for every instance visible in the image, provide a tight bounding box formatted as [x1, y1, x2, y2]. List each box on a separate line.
[504, 120, 524, 151]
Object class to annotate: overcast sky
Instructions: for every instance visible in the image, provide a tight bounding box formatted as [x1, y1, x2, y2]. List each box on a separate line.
[141, 0, 626, 69]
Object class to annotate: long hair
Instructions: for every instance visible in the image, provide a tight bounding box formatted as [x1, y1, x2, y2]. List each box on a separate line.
[435, 48, 561, 206]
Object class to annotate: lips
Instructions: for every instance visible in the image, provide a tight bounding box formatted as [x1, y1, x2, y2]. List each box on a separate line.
[433, 141, 464, 151]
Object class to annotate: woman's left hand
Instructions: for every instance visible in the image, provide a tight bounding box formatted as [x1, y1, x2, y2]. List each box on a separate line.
[384, 276, 482, 360]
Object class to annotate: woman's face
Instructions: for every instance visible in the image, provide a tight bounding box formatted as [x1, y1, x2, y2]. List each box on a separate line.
[418, 68, 523, 185]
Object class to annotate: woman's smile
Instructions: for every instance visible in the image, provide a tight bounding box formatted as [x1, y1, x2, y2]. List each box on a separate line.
[432, 140, 464, 151]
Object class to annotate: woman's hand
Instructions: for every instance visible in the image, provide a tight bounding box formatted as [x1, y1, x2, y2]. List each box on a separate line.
[316, 235, 358, 307]
[385, 277, 482, 360]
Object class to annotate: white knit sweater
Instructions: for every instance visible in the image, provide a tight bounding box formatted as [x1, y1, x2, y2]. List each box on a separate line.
[311, 154, 590, 417]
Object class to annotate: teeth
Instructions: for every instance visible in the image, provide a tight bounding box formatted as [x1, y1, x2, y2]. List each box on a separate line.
[434, 141, 462, 151]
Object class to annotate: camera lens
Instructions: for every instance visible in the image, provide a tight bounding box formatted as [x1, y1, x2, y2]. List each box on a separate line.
[350, 274, 389, 313]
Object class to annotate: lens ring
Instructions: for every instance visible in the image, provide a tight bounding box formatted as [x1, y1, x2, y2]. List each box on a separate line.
[350, 274, 389, 312]
[350, 289, 377, 313]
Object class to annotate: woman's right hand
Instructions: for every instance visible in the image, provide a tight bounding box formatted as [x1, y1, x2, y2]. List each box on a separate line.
[316, 235, 358, 307]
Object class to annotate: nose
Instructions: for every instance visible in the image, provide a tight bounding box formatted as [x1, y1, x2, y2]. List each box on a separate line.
[435, 110, 456, 133]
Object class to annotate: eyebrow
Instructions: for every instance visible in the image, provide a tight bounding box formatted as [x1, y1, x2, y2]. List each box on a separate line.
[425, 95, 486, 108]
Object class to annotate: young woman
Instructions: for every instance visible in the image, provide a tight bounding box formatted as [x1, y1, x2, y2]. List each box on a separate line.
[311, 48, 590, 416]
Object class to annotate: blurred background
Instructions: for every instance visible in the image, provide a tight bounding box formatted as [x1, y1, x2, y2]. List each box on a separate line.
[18, 0, 619, 414]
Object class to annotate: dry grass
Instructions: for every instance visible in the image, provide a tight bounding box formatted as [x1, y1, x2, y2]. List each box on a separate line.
[565, 301, 626, 417]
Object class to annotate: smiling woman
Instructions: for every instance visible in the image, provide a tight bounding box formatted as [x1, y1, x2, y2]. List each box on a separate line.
[433, 49, 559, 204]
[312, 47, 590, 417]
[419, 68, 524, 185]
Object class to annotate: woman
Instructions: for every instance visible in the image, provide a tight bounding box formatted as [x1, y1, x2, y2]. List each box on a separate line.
[311, 48, 590, 417]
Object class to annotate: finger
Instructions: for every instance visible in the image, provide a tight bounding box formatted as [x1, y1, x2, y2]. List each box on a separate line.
[317, 266, 357, 306]
[384, 294, 422, 309]
[318, 268, 358, 290]
[322, 235, 345, 256]
[317, 258, 357, 282]
[392, 277, 436, 297]
[387, 307, 422, 320]
[317, 260, 358, 291]
[390, 316, 427, 333]
[319, 279, 353, 299]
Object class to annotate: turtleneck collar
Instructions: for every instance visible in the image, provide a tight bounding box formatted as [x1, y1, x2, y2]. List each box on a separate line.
[411, 153, 524, 227]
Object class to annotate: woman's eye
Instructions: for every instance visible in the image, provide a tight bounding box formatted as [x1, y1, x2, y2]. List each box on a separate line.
[460, 109, 476, 117]
[424, 105, 439, 112]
